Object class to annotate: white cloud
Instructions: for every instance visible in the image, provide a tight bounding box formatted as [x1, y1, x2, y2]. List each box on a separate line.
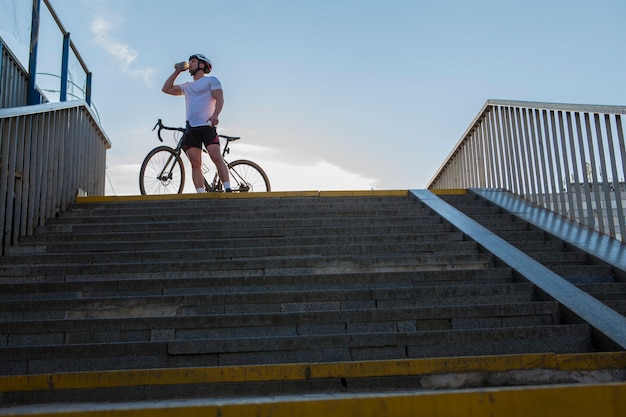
[104, 158, 380, 196]
[264, 159, 381, 191]
[105, 163, 142, 196]
[90, 16, 155, 87]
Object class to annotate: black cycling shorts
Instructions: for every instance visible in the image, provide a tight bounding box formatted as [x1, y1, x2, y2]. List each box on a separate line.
[182, 124, 219, 150]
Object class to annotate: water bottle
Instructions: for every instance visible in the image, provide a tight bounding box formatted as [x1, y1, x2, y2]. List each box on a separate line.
[174, 61, 189, 71]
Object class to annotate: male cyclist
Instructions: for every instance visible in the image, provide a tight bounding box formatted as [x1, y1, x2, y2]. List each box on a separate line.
[162, 54, 231, 192]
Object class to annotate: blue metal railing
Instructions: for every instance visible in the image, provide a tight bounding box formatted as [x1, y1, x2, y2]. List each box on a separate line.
[27, 0, 92, 106]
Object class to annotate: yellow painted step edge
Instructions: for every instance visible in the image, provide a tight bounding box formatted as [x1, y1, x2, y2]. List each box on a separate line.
[2, 383, 626, 417]
[429, 188, 468, 195]
[75, 190, 409, 203]
[2, 352, 625, 393]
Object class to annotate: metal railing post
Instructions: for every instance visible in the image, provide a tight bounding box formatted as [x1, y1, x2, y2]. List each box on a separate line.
[0, 41, 4, 103]
[86, 72, 92, 105]
[60, 32, 70, 102]
[27, 0, 42, 105]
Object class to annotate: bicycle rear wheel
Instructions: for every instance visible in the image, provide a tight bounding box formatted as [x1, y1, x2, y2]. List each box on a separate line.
[227, 160, 271, 192]
[139, 146, 185, 195]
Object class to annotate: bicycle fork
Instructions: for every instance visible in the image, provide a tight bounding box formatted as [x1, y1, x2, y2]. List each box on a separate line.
[159, 153, 180, 182]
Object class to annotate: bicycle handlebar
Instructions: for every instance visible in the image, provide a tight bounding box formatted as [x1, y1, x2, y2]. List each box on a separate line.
[152, 119, 241, 143]
[152, 119, 185, 142]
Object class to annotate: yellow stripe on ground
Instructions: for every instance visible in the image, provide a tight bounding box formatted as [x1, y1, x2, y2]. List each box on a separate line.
[556, 351, 626, 370]
[428, 188, 468, 195]
[75, 190, 409, 204]
[319, 190, 409, 197]
[2, 383, 626, 417]
[204, 383, 626, 417]
[2, 352, 625, 394]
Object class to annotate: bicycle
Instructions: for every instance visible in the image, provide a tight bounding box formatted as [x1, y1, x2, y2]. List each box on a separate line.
[139, 119, 271, 195]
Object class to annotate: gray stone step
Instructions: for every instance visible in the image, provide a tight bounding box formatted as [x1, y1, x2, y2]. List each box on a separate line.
[1, 240, 480, 265]
[603, 300, 626, 315]
[0, 267, 516, 298]
[50, 196, 429, 221]
[462, 219, 530, 231]
[0, 282, 535, 320]
[18, 223, 455, 244]
[546, 265, 615, 283]
[526, 251, 591, 264]
[0, 301, 561, 346]
[60, 196, 422, 213]
[0, 251, 498, 281]
[29, 218, 454, 237]
[51, 206, 434, 223]
[14, 228, 463, 254]
[38, 216, 438, 232]
[491, 229, 550, 241]
[440, 193, 625, 306]
[0, 193, 605, 384]
[0, 324, 593, 375]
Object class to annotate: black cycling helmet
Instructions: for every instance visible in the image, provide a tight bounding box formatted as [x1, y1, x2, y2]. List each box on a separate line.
[189, 54, 212, 74]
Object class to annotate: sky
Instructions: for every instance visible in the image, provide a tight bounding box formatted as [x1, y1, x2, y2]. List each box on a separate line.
[1, 0, 625, 195]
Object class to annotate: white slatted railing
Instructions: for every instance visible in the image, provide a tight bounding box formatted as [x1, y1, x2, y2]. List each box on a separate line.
[0, 101, 111, 255]
[0, 40, 32, 109]
[428, 100, 626, 242]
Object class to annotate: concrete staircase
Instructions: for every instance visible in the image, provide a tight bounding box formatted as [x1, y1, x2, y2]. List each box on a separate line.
[0, 191, 624, 414]
[439, 191, 626, 317]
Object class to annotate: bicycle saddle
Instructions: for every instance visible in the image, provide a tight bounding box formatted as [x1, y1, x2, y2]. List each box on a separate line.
[218, 134, 241, 141]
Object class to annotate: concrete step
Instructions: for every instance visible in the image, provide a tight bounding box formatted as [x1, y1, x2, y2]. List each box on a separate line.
[546, 265, 615, 283]
[442, 194, 626, 314]
[59, 195, 422, 213]
[1, 353, 625, 410]
[0, 301, 561, 345]
[2, 191, 624, 414]
[12, 237, 595, 267]
[0, 267, 516, 297]
[17, 223, 455, 244]
[462, 219, 530, 231]
[45, 212, 439, 230]
[17, 232, 466, 253]
[577, 282, 626, 310]
[25, 219, 455, 239]
[0, 282, 536, 320]
[50, 205, 434, 223]
[0, 251, 498, 281]
[602, 300, 626, 315]
[48, 196, 430, 221]
[0, 324, 593, 375]
[525, 251, 591, 264]
[1, 240, 481, 265]
[31, 215, 442, 232]
[0, 192, 611, 400]
[490, 229, 549, 241]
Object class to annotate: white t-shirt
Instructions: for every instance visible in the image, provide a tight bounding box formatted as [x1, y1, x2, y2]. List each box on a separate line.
[180, 76, 222, 127]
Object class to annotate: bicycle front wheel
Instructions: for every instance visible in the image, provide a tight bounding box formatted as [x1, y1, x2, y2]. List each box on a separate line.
[228, 160, 271, 192]
[139, 146, 185, 195]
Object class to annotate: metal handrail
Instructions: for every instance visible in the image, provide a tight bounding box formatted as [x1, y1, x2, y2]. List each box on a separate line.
[36, 72, 101, 122]
[428, 99, 626, 242]
[42, 0, 89, 75]
[25, 0, 93, 105]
